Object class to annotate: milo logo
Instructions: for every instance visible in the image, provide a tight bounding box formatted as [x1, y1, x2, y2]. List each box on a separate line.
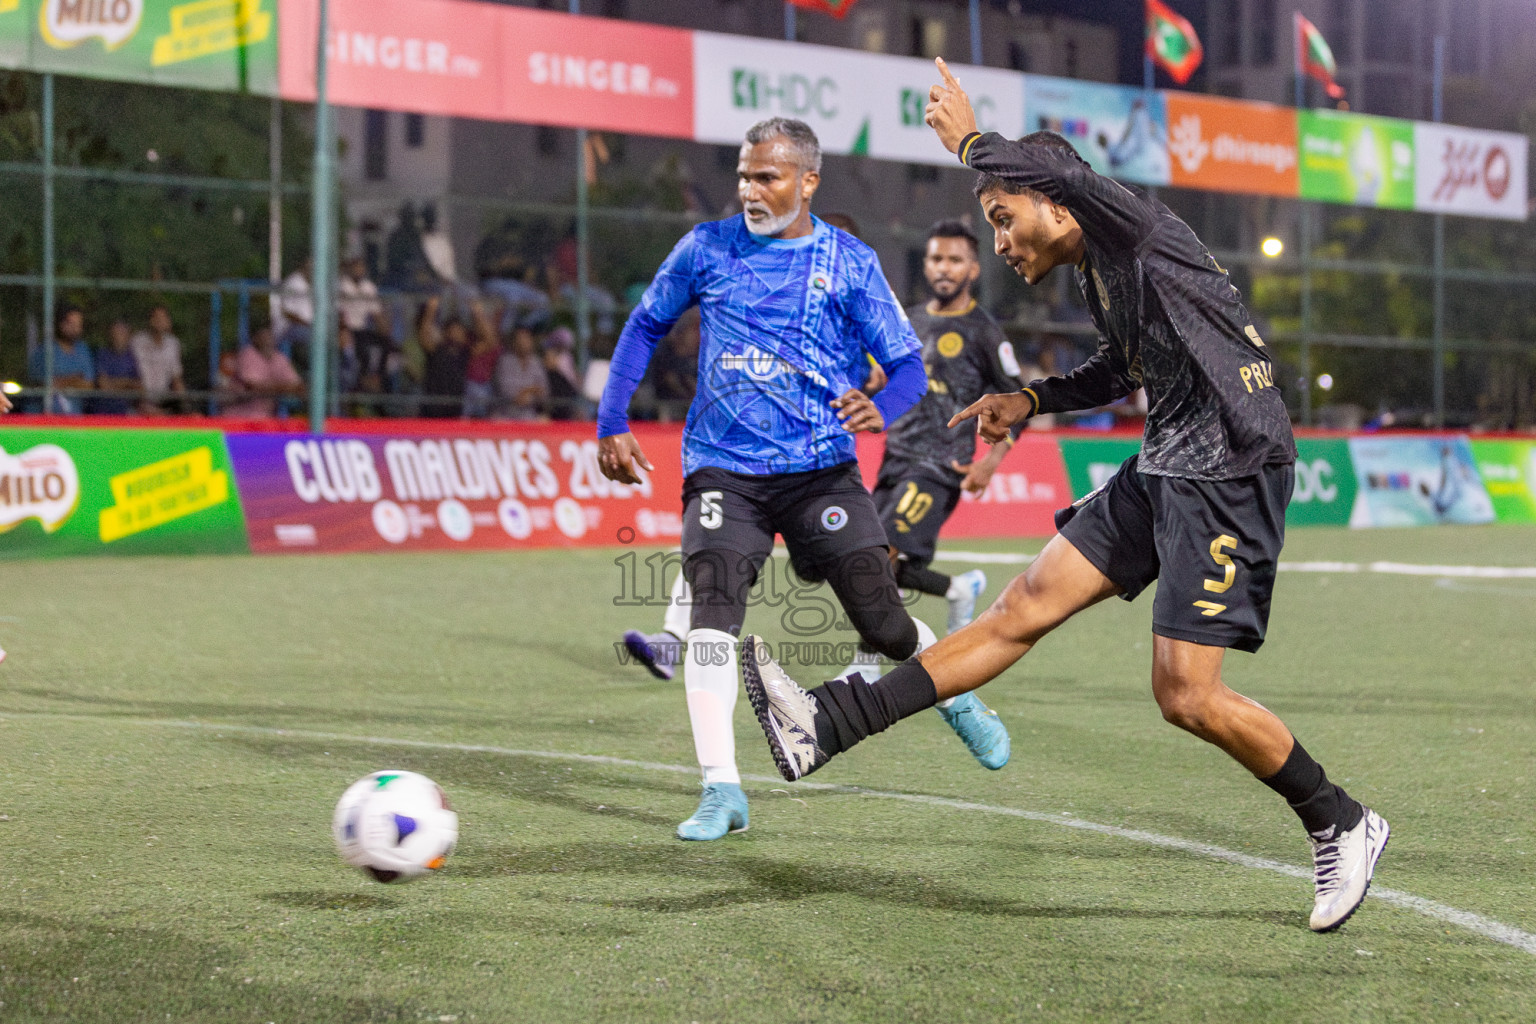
[0, 443, 81, 534]
[41, 0, 144, 51]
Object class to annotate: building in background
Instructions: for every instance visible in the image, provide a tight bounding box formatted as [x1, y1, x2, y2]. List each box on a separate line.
[332, 0, 1119, 302]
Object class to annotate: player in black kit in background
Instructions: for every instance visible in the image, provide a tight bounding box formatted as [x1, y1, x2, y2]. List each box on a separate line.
[872, 220, 1022, 637]
[743, 57, 1389, 935]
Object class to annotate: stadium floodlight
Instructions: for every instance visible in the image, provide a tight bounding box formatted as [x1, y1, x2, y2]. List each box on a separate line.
[1317, 373, 1334, 391]
[1261, 236, 1284, 258]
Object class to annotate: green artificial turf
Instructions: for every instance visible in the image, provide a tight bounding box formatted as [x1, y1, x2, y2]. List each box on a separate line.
[1, 526, 1534, 1022]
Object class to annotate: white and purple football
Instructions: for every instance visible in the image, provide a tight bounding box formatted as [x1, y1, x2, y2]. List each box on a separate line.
[332, 770, 458, 883]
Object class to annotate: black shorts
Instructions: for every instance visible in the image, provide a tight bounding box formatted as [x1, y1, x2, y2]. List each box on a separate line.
[681, 462, 889, 583]
[1056, 454, 1294, 653]
[871, 456, 963, 566]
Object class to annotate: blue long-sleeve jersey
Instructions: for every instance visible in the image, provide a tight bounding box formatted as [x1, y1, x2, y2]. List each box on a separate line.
[598, 215, 926, 477]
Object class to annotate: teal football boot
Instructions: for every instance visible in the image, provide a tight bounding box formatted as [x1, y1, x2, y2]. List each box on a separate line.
[676, 782, 750, 841]
[935, 691, 1010, 770]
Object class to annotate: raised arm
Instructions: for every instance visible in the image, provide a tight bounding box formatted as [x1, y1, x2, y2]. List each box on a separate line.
[926, 56, 1157, 250]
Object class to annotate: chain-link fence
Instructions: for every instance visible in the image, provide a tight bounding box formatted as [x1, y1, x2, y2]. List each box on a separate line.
[2, 70, 1532, 429]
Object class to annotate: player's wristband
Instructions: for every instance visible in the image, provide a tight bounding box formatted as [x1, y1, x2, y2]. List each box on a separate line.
[958, 132, 984, 167]
[1020, 387, 1040, 418]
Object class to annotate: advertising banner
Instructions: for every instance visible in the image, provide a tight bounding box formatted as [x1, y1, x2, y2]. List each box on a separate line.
[1346, 436, 1495, 527]
[225, 424, 688, 554]
[1023, 75, 1169, 186]
[1287, 437, 1356, 526]
[1298, 109, 1415, 210]
[853, 432, 1069, 538]
[279, 0, 695, 136]
[692, 31, 1022, 166]
[1469, 440, 1536, 524]
[1056, 437, 1142, 499]
[0, 426, 249, 558]
[0, 0, 278, 93]
[1059, 436, 1358, 528]
[1413, 122, 1528, 222]
[1165, 93, 1298, 197]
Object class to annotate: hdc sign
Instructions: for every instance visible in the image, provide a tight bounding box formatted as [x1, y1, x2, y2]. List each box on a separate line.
[1285, 439, 1357, 526]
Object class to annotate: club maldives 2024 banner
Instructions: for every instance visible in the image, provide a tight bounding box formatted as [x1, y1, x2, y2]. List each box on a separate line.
[0, 424, 1531, 559]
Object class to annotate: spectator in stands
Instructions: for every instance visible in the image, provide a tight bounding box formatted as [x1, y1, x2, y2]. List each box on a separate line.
[336, 324, 361, 398]
[418, 296, 470, 418]
[463, 302, 502, 419]
[653, 309, 700, 417]
[131, 304, 185, 413]
[221, 324, 304, 418]
[481, 255, 552, 333]
[277, 258, 314, 368]
[28, 302, 94, 414]
[338, 256, 387, 336]
[541, 326, 588, 420]
[550, 236, 618, 335]
[496, 325, 548, 420]
[93, 318, 141, 415]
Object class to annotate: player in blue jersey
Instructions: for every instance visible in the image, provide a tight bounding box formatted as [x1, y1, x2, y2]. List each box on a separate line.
[597, 118, 1011, 841]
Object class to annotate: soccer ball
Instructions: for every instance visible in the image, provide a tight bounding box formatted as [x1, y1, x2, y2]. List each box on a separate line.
[332, 770, 458, 883]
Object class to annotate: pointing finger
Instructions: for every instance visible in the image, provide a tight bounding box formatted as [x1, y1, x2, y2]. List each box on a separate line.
[935, 57, 961, 90]
[947, 398, 986, 429]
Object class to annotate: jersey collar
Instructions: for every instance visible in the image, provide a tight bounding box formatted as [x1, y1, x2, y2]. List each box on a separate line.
[925, 298, 977, 318]
[741, 213, 827, 250]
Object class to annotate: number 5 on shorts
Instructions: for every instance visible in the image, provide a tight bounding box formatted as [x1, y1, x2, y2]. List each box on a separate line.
[1193, 534, 1237, 617]
[699, 491, 724, 530]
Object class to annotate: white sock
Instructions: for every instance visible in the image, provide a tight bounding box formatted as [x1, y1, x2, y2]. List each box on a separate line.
[684, 627, 739, 786]
[913, 617, 938, 654]
[662, 566, 692, 640]
[908, 618, 959, 708]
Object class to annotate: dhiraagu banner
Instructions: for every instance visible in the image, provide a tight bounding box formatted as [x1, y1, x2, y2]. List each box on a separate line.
[1298, 109, 1415, 210]
[0, 427, 249, 557]
[1469, 439, 1536, 524]
[0, 0, 277, 94]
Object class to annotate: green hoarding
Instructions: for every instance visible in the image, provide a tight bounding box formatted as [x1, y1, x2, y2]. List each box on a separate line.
[1469, 440, 1536, 524]
[0, 0, 277, 94]
[0, 426, 249, 557]
[1057, 438, 1143, 499]
[1059, 436, 1360, 527]
[1286, 438, 1357, 526]
[1297, 109, 1415, 210]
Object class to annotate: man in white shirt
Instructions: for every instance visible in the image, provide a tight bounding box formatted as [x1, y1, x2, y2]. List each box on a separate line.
[130, 305, 185, 411]
[337, 257, 386, 334]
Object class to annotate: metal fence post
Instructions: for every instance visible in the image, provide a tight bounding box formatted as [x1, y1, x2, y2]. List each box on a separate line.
[41, 74, 54, 414]
[308, 0, 334, 434]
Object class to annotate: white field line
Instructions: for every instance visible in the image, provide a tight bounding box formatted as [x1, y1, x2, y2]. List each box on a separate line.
[935, 550, 1536, 578]
[7, 711, 1536, 957]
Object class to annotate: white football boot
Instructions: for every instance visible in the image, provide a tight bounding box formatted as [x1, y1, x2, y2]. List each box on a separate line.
[1309, 807, 1391, 932]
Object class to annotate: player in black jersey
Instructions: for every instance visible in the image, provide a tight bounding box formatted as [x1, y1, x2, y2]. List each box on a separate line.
[872, 219, 1021, 639]
[742, 58, 1388, 935]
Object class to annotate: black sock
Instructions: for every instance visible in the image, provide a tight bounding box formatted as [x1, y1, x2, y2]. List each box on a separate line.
[896, 562, 951, 597]
[1260, 739, 1364, 838]
[812, 660, 938, 756]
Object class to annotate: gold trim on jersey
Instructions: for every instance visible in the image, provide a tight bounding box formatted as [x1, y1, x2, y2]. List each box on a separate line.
[925, 299, 978, 318]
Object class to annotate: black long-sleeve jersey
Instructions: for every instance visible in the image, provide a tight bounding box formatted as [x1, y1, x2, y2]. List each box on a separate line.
[960, 132, 1296, 480]
[884, 300, 1023, 475]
